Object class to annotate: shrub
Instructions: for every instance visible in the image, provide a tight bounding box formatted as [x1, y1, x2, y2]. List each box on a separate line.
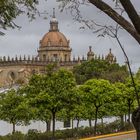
[25, 129, 39, 140]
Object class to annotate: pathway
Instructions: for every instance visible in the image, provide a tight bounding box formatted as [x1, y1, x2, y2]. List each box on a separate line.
[97, 133, 136, 140]
[80, 130, 136, 140]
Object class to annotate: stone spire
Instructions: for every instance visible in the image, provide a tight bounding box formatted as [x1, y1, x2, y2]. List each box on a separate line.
[87, 46, 94, 60]
[49, 8, 59, 32]
[53, 8, 55, 18]
[105, 48, 116, 64]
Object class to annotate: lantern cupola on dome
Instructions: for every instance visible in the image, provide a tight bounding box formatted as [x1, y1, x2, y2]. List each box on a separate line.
[49, 8, 59, 32]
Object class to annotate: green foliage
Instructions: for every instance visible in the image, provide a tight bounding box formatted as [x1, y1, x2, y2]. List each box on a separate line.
[0, 0, 39, 34]
[57, 86, 85, 124]
[80, 79, 115, 110]
[73, 59, 129, 84]
[23, 68, 78, 137]
[80, 79, 116, 134]
[0, 66, 135, 138]
[25, 129, 39, 140]
[31, 68, 77, 112]
[0, 131, 24, 140]
[0, 89, 33, 133]
[0, 90, 24, 124]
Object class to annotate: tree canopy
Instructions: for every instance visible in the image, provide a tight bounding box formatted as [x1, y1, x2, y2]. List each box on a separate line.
[80, 79, 116, 135]
[0, 0, 40, 34]
[23, 68, 79, 138]
[0, 89, 32, 133]
[73, 59, 129, 84]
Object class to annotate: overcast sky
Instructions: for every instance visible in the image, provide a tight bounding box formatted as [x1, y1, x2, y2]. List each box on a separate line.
[0, 0, 140, 72]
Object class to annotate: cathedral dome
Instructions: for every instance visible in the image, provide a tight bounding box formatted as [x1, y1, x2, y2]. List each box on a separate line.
[38, 8, 71, 62]
[40, 31, 69, 47]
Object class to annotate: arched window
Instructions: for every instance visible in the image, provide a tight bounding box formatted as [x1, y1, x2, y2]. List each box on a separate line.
[60, 39, 63, 46]
[53, 54, 58, 61]
[10, 72, 15, 80]
[43, 54, 46, 61]
[48, 39, 51, 46]
[8, 71, 16, 81]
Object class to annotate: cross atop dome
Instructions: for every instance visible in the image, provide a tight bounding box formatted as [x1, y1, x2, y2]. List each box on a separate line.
[53, 8, 56, 18]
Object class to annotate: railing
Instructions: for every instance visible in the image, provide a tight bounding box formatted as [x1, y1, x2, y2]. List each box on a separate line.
[0, 59, 81, 66]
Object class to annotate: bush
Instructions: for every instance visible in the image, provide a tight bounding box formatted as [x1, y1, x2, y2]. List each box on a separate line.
[25, 129, 39, 140]
[0, 132, 24, 140]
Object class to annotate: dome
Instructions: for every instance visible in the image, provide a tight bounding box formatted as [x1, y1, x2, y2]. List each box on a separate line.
[40, 31, 69, 47]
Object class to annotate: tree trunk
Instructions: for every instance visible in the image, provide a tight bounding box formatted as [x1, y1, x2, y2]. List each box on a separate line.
[94, 107, 98, 136]
[132, 107, 140, 140]
[46, 120, 51, 132]
[77, 119, 79, 128]
[88, 0, 140, 44]
[52, 112, 56, 140]
[12, 123, 15, 134]
[119, 0, 140, 34]
[72, 119, 74, 129]
[89, 119, 92, 128]
[128, 101, 131, 124]
[101, 118, 103, 129]
[120, 115, 124, 130]
[124, 114, 127, 123]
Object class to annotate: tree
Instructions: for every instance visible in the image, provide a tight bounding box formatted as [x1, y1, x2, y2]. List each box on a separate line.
[114, 82, 135, 125]
[0, 0, 42, 35]
[57, 87, 84, 129]
[80, 79, 115, 135]
[135, 68, 140, 82]
[35, 107, 52, 132]
[25, 68, 77, 139]
[58, 1, 140, 138]
[73, 59, 128, 84]
[0, 89, 32, 133]
[22, 73, 52, 132]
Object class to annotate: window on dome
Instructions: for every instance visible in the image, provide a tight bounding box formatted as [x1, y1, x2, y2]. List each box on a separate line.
[48, 39, 51, 46]
[48, 41, 51, 46]
[60, 40, 63, 46]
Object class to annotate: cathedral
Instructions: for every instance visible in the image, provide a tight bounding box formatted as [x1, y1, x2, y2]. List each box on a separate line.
[0, 9, 116, 87]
